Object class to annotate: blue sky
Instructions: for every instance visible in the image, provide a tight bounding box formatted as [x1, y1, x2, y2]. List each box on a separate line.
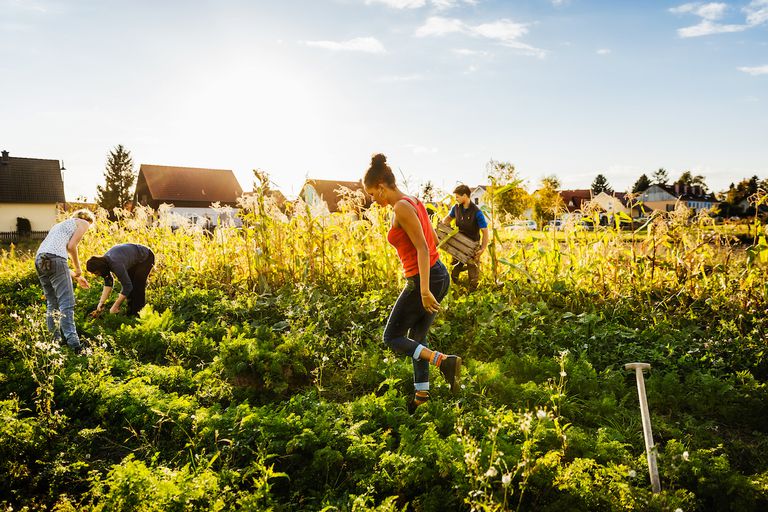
[1, 0, 766, 200]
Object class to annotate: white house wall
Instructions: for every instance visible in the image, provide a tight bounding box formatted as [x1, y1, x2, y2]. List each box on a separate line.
[0, 203, 58, 232]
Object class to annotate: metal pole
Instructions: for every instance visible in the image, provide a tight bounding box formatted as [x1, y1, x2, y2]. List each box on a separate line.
[625, 362, 661, 493]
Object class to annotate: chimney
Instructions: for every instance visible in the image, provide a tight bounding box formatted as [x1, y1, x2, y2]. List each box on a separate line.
[684, 184, 689, 196]
[1, 150, 8, 165]
[674, 182, 680, 196]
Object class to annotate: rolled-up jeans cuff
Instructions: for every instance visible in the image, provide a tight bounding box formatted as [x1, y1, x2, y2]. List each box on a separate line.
[413, 344, 426, 360]
[414, 381, 430, 391]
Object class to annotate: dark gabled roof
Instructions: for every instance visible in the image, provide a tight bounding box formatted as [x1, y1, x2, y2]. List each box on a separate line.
[659, 184, 717, 202]
[138, 164, 243, 203]
[560, 189, 591, 211]
[301, 179, 370, 212]
[0, 153, 65, 203]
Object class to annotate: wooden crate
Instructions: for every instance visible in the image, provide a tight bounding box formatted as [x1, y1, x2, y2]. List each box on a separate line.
[436, 223, 479, 264]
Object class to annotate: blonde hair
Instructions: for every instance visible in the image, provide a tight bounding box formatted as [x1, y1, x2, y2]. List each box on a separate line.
[71, 209, 96, 224]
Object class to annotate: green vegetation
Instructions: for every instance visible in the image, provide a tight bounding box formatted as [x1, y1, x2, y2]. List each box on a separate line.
[1, 199, 767, 511]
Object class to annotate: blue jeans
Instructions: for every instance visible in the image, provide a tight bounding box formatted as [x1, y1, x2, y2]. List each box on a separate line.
[35, 254, 81, 350]
[383, 260, 450, 391]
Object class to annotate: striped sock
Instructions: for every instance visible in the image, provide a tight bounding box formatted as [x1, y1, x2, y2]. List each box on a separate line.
[431, 351, 447, 367]
[414, 390, 430, 406]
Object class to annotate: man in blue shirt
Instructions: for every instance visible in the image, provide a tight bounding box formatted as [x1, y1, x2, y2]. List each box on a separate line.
[441, 185, 489, 291]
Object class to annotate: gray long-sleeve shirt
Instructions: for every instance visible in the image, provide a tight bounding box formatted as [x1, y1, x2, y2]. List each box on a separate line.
[102, 243, 153, 296]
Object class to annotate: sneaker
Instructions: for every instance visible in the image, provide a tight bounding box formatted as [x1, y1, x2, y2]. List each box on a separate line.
[440, 355, 462, 393]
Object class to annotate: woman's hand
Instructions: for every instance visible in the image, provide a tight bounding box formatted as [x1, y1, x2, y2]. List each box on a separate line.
[421, 290, 441, 314]
[75, 275, 90, 289]
[109, 303, 121, 314]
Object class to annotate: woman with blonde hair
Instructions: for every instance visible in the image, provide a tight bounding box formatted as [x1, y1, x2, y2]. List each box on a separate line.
[34, 209, 95, 354]
[364, 153, 461, 412]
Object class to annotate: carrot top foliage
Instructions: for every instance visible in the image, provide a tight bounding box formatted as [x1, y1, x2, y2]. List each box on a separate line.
[1, 198, 767, 511]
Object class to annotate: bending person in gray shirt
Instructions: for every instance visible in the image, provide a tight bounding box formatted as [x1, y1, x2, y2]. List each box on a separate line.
[86, 243, 155, 317]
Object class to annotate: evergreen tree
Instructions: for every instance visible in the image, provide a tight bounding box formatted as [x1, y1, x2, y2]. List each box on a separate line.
[591, 174, 612, 194]
[632, 174, 651, 193]
[652, 168, 669, 186]
[96, 144, 135, 216]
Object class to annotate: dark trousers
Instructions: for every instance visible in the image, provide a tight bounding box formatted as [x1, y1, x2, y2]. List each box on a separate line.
[451, 256, 480, 291]
[126, 251, 155, 316]
[383, 261, 450, 390]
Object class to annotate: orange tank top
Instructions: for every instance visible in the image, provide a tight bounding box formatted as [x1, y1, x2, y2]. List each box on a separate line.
[386, 196, 440, 277]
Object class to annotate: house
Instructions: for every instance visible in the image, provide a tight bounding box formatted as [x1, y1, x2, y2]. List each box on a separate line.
[590, 191, 644, 218]
[299, 179, 371, 213]
[559, 190, 592, 213]
[470, 185, 490, 209]
[0, 150, 65, 238]
[638, 184, 718, 214]
[134, 164, 244, 226]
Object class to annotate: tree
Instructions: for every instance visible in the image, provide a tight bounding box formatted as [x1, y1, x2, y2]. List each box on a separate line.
[591, 174, 612, 194]
[676, 171, 708, 191]
[485, 160, 528, 218]
[97, 144, 135, 216]
[632, 174, 651, 193]
[652, 168, 669, 186]
[420, 181, 437, 203]
[533, 175, 563, 226]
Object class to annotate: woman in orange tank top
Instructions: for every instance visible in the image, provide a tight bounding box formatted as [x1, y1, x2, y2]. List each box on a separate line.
[364, 153, 462, 413]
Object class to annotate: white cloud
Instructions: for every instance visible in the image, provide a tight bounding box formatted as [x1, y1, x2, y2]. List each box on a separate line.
[304, 37, 386, 54]
[738, 64, 768, 75]
[671, 1, 768, 37]
[550, 0, 569, 5]
[744, 0, 768, 26]
[363, 0, 476, 9]
[452, 48, 489, 56]
[365, 0, 426, 8]
[596, 48, 611, 55]
[678, 20, 747, 37]
[415, 16, 465, 36]
[415, 16, 546, 57]
[670, 2, 728, 20]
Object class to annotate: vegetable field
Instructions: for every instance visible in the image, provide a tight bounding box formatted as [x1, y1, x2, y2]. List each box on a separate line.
[1, 197, 767, 511]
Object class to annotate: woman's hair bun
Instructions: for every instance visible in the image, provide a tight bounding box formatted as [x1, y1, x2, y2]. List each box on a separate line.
[371, 153, 387, 168]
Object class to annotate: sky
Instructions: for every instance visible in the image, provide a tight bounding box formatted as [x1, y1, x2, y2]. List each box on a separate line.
[1, 0, 766, 201]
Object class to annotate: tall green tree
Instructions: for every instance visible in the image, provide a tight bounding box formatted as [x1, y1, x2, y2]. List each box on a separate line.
[97, 144, 135, 215]
[533, 175, 563, 225]
[676, 171, 708, 191]
[591, 174, 612, 194]
[485, 160, 528, 218]
[652, 168, 669, 186]
[632, 174, 651, 193]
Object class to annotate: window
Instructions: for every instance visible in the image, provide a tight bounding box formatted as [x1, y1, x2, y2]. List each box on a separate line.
[474, 198, 479, 204]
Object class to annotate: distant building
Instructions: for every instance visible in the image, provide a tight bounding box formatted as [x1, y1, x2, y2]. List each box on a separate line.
[638, 184, 718, 214]
[590, 191, 644, 218]
[134, 164, 244, 225]
[560, 190, 592, 213]
[0, 150, 65, 237]
[470, 185, 490, 209]
[299, 179, 371, 213]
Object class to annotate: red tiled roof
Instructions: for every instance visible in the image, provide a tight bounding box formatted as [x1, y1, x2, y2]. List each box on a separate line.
[302, 179, 371, 212]
[138, 164, 243, 203]
[560, 189, 592, 211]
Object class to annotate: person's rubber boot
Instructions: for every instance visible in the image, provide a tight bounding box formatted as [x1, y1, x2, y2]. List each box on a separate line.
[440, 355, 462, 394]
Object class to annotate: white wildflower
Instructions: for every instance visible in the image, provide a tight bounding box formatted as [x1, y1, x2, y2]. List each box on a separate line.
[536, 409, 547, 420]
[485, 466, 498, 478]
[682, 451, 689, 461]
[502, 473, 512, 486]
[628, 469, 637, 478]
